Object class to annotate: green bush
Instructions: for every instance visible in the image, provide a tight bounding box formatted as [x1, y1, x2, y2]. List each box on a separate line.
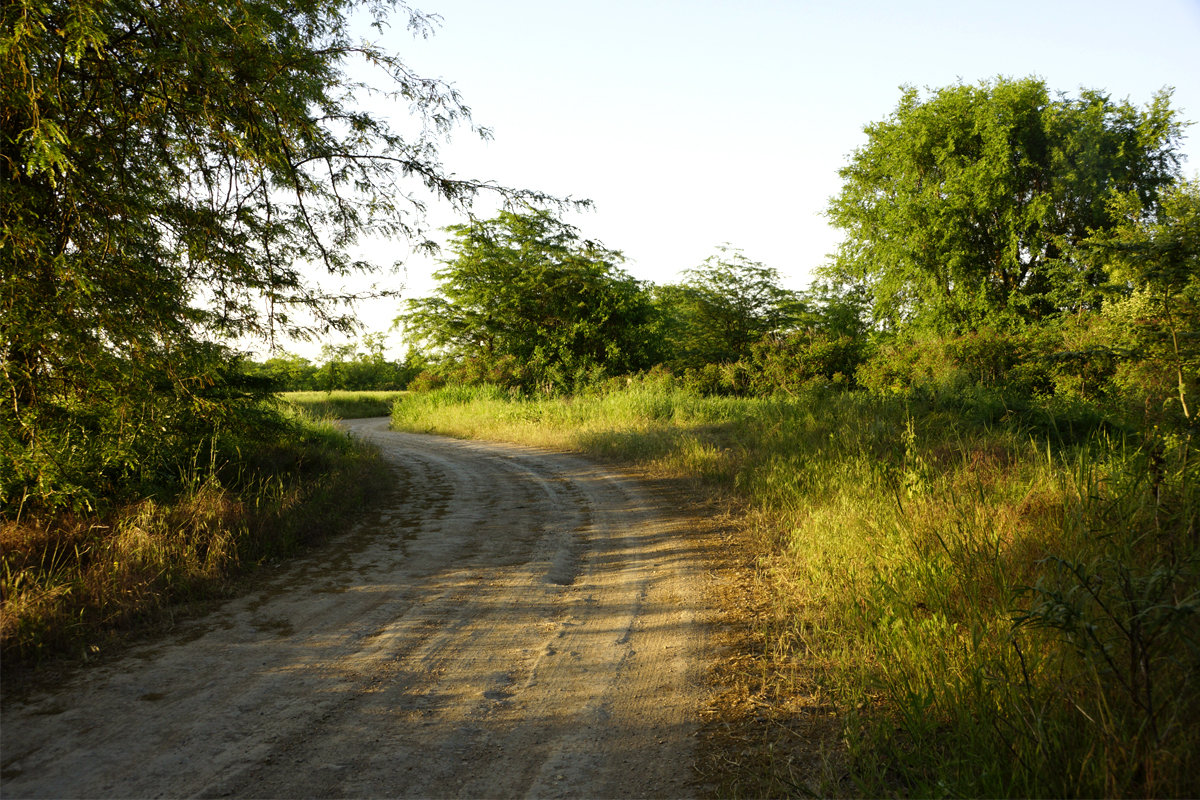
[748, 332, 865, 393]
[1, 353, 282, 516]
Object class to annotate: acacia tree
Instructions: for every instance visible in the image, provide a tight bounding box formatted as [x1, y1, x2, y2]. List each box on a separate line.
[656, 245, 803, 368]
[825, 77, 1184, 333]
[1, 0, 555, 509]
[401, 210, 657, 390]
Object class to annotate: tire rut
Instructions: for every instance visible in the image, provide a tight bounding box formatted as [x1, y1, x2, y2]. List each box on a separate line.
[2, 418, 711, 799]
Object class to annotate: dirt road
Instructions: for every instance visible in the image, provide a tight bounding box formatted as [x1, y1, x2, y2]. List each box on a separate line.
[2, 419, 712, 798]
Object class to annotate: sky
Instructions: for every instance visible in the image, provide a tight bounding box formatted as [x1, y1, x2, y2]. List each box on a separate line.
[275, 0, 1200, 360]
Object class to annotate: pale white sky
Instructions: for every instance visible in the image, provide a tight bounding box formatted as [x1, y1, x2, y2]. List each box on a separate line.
[276, 0, 1200, 360]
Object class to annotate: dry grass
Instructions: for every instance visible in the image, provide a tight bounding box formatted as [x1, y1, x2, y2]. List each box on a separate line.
[1, 419, 387, 672]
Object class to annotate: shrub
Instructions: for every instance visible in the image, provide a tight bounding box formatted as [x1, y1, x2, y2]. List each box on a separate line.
[748, 332, 865, 393]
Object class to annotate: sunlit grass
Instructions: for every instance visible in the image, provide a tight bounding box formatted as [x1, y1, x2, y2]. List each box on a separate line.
[280, 390, 406, 420]
[390, 379, 1200, 798]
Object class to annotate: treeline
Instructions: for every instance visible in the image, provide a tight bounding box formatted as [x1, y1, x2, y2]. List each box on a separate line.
[398, 77, 1196, 440]
[398, 217, 865, 396]
[243, 334, 425, 392]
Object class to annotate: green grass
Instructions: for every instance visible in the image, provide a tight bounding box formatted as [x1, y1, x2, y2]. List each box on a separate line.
[391, 379, 1200, 798]
[1, 416, 389, 670]
[280, 390, 406, 419]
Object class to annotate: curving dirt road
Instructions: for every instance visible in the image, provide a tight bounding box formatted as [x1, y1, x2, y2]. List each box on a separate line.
[2, 419, 712, 798]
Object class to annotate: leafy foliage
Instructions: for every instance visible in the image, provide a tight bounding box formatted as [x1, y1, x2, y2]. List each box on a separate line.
[825, 77, 1184, 332]
[401, 210, 658, 391]
[1, 0, 548, 510]
[245, 335, 425, 391]
[1083, 179, 1200, 426]
[655, 245, 804, 369]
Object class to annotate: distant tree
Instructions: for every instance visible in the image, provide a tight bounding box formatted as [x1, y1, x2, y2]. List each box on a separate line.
[401, 210, 657, 390]
[245, 353, 320, 391]
[825, 77, 1184, 333]
[313, 333, 406, 390]
[795, 277, 872, 340]
[657, 246, 803, 368]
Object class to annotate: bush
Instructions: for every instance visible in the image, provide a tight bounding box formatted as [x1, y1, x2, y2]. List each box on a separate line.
[748, 332, 865, 393]
[406, 370, 447, 393]
[854, 326, 1107, 422]
[1, 354, 282, 516]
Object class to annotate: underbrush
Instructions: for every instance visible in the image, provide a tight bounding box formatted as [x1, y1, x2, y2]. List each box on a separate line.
[279, 390, 406, 419]
[1, 416, 387, 669]
[391, 380, 1199, 797]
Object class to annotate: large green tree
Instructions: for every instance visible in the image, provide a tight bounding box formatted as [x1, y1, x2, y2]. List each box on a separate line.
[1, 0, 551, 508]
[401, 210, 657, 390]
[825, 77, 1184, 333]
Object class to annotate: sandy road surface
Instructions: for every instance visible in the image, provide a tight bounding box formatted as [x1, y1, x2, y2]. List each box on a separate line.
[2, 419, 711, 798]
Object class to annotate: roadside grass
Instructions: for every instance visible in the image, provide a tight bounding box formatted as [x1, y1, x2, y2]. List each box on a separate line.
[280, 390, 405, 419]
[1, 416, 388, 671]
[391, 379, 1200, 798]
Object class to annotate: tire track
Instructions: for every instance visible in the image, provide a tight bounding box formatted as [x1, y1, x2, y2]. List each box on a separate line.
[2, 418, 710, 799]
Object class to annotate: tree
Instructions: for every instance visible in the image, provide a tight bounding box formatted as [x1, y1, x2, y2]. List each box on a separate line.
[1085, 180, 1200, 425]
[824, 77, 1184, 333]
[312, 333, 406, 389]
[245, 352, 320, 390]
[401, 210, 657, 390]
[656, 245, 802, 368]
[1, 0, 554, 509]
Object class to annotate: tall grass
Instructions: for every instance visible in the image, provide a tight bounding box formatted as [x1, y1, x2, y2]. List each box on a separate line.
[391, 379, 1200, 797]
[280, 390, 405, 419]
[1, 417, 388, 668]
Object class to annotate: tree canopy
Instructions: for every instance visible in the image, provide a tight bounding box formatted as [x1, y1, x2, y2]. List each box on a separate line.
[1082, 179, 1200, 423]
[824, 77, 1184, 333]
[1, 0, 550, 509]
[400, 210, 657, 390]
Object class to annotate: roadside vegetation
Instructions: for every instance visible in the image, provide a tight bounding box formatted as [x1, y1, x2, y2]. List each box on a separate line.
[3, 1, 1196, 793]
[391, 376, 1197, 797]
[1, 413, 387, 668]
[280, 390, 407, 420]
[385, 78, 1199, 797]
